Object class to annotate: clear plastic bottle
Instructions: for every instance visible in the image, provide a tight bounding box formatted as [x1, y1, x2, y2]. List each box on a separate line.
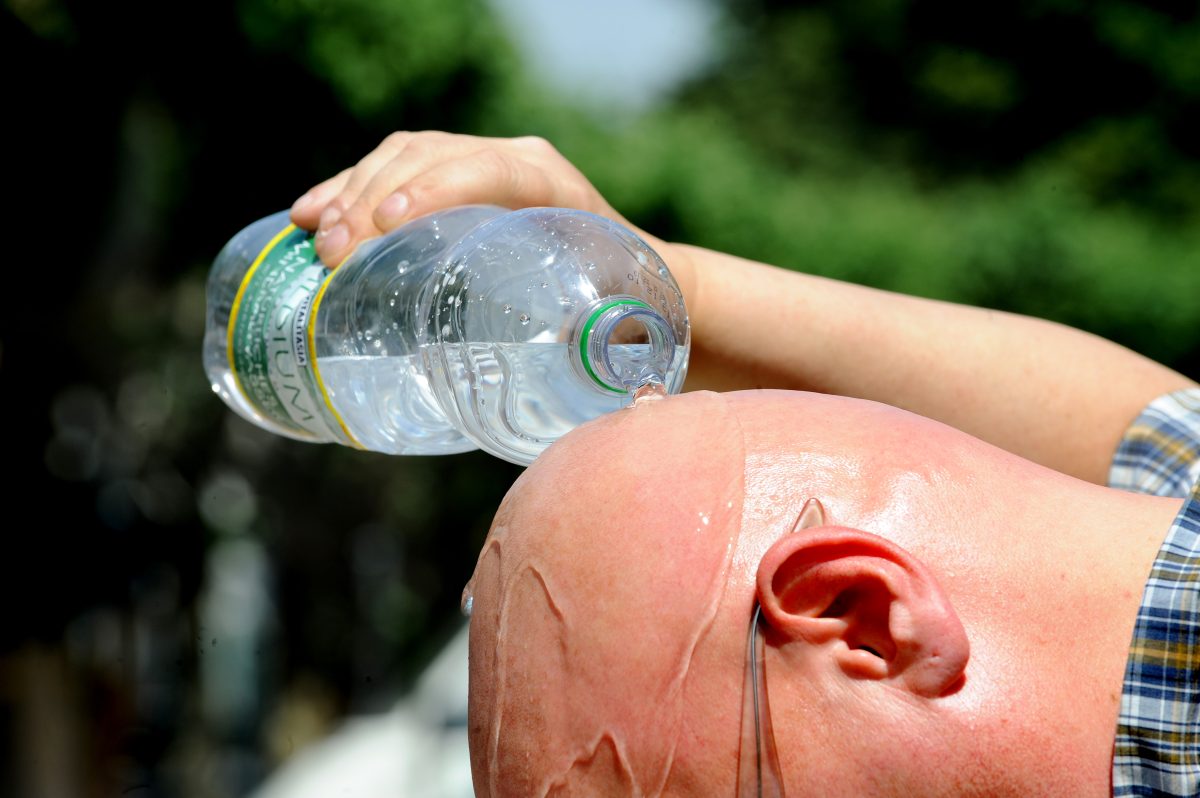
[203, 206, 689, 465]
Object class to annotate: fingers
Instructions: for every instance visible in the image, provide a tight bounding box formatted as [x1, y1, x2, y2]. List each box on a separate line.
[289, 132, 424, 250]
[398, 150, 563, 223]
[304, 134, 421, 261]
[296, 131, 622, 267]
[306, 132, 478, 264]
[317, 149, 565, 266]
[289, 168, 352, 230]
[322, 135, 489, 264]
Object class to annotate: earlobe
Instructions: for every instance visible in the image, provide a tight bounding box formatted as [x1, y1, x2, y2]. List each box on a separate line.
[756, 525, 969, 698]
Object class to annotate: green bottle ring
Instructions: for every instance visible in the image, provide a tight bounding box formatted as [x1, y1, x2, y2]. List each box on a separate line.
[578, 299, 653, 393]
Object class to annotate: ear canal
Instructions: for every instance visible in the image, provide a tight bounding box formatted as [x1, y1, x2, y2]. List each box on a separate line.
[793, 497, 827, 531]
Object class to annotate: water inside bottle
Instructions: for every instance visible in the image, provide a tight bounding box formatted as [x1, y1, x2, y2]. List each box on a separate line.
[318, 354, 477, 454]
[316, 342, 683, 462]
[435, 341, 687, 462]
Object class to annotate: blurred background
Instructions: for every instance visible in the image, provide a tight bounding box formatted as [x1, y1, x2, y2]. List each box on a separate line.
[4, 0, 1198, 795]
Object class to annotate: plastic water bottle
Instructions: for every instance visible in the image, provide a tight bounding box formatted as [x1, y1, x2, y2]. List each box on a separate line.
[203, 205, 689, 465]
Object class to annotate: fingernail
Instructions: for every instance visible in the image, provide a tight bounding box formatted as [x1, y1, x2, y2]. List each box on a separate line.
[318, 205, 342, 232]
[377, 192, 410, 227]
[320, 222, 349, 256]
[292, 192, 314, 211]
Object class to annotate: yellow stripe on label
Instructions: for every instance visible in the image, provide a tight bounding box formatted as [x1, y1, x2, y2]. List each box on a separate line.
[226, 223, 299, 407]
[306, 271, 365, 449]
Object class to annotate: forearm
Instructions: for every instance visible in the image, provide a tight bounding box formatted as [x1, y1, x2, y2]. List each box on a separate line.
[673, 244, 1197, 484]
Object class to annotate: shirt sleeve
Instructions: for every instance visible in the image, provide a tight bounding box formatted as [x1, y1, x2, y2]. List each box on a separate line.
[1108, 387, 1200, 498]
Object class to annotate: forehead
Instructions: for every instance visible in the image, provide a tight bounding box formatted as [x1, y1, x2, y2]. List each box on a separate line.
[467, 391, 748, 796]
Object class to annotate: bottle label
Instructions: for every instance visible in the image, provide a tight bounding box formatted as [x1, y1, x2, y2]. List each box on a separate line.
[227, 224, 341, 440]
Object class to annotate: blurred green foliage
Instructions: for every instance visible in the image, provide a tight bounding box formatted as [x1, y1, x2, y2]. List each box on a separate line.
[236, 0, 518, 120]
[4, 0, 1197, 794]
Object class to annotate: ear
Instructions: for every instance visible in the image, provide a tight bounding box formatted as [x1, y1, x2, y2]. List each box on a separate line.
[756, 525, 969, 698]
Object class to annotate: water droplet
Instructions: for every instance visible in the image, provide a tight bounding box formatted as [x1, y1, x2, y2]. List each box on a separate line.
[372, 339, 382, 349]
[397, 260, 410, 275]
[632, 381, 668, 405]
[454, 295, 462, 306]
[587, 263, 597, 271]
[636, 252, 649, 265]
[441, 324, 450, 336]
[461, 588, 474, 617]
[502, 304, 512, 314]
[519, 313, 530, 325]
[388, 298, 396, 307]
[540, 321, 547, 328]
[540, 281, 548, 288]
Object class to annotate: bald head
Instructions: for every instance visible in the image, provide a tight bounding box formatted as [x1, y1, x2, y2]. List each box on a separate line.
[465, 391, 746, 796]
[466, 390, 1175, 797]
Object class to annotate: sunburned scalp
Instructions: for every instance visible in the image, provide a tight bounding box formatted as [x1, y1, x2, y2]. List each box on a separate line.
[466, 391, 746, 797]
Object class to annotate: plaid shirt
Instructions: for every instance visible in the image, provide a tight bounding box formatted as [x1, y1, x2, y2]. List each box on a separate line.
[1108, 388, 1200, 797]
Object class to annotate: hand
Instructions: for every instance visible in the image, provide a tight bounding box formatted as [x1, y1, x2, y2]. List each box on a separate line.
[289, 131, 630, 267]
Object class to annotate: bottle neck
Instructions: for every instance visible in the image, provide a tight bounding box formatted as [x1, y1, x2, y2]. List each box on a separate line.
[573, 297, 677, 394]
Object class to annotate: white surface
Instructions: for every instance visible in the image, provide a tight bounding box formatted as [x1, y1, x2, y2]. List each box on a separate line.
[250, 626, 473, 798]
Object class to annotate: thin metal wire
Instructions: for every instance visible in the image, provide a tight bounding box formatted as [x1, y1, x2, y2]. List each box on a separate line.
[737, 604, 785, 797]
[736, 498, 826, 798]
